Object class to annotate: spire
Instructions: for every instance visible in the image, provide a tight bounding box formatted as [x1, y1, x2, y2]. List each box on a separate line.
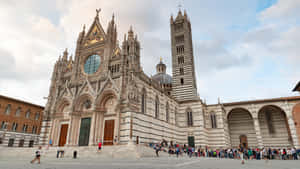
[128, 26, 134, 39]
[83, 24, 86, 32]
[63, 48, 68, 61]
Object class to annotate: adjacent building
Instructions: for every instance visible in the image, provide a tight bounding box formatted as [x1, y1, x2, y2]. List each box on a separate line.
[39, 9, 300, 149]
[0, 95, 44, 147]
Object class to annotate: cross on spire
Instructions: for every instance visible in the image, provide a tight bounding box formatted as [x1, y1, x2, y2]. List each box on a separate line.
[96, 8, 101, 17]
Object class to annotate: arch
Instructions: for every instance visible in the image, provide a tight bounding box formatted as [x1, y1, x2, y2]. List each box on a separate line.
[74, 94, 94, 111]
[258, 105, 292, 147]
[186, 108, 193, 127]
[56, 98, 71, 114]
[95, 89, 118, 113]
[227, 107, 257, 148]
[292, 103, 300, 146]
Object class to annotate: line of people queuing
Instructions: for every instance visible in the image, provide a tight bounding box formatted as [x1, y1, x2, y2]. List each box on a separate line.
[152, 143, 300, 161]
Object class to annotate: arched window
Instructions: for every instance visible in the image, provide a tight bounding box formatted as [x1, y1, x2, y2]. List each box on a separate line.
[141, 89, 146, 114]
[210, 113, 217, 128]
[4, 104, 11, 115]
[25, 110, 31, 118]
[166, 102, 169, 122]
[187, 109, 193, 127]
[155, 96, 159, 119]
[35, 112, 40, 120]
[15, 107, 21, 116]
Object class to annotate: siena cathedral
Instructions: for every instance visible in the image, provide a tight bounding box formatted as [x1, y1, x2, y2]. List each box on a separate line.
[40, 9, 300, 149]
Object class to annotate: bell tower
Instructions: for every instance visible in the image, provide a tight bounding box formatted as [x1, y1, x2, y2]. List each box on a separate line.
[170, 10, 198, 101]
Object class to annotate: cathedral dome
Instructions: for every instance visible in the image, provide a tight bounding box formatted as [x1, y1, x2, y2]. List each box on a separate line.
[152, 58, 172, 85]
[152, 73, 172, 85]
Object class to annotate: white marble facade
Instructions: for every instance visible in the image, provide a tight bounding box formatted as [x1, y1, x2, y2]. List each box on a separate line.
[39, 9, 300, 149]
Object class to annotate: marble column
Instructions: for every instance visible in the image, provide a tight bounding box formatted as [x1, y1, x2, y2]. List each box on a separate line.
[89, 112, 96, 146]
[66, 116, 73, 146]
[253, 117, 263, 148]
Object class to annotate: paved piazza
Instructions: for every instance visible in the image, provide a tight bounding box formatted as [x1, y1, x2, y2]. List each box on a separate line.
[0, 156, 299, 169]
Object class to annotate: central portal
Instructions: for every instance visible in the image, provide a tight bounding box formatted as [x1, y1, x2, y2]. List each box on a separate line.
[103, 120, 115, 145]
[79, 117, 91, 146]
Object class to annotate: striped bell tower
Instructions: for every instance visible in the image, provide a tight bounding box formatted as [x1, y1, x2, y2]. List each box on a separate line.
[170, 10, 198, 101]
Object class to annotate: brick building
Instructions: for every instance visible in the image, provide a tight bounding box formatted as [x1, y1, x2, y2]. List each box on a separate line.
[0, 95, 44, 147]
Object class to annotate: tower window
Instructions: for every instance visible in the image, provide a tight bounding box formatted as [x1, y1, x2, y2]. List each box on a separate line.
[176, 45, 184, 55]
[175, 35, 184, 43]
[187, 110, 193, 127]
[178, 56, 184, 64]
[175, 23, 183, 32]
[180, 67, 184, 75]
[180, 78, 184, 85]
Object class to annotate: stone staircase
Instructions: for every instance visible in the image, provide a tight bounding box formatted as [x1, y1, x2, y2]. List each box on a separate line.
[0, 144, 167, 159]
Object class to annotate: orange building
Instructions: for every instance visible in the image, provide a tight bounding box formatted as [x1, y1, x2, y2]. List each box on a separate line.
[0, 95, 44, 147]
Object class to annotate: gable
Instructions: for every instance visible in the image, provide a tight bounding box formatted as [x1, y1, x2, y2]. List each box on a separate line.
[83, 16, 107, 46]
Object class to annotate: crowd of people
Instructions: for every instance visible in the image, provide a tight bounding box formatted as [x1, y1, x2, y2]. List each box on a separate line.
[152, 142, 300, 162]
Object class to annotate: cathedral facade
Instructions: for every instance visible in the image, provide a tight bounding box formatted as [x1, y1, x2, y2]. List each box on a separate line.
[40, 9, 300, 149]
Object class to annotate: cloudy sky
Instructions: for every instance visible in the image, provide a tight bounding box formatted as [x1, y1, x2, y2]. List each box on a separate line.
[0, 0, 300, 106]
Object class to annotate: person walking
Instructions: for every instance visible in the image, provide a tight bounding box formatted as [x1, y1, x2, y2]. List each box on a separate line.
[239, 146, 245, 165]
[98, 141, 102, 151]
[30, 146, 42, 164]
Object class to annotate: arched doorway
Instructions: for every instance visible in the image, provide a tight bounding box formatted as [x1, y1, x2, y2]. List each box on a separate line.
[97, 92, 118, 145]
[292, 103, 300, 145]
[227, 108, 257, 148]
[258, 105, 292, 147]
[240, 135, 248, 148]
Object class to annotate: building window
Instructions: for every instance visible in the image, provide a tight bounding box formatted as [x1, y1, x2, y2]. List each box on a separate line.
[84, 54, 101, 74]
[1, 121, 7, 129]
[141, 89, 146, 114]
[178, 56, 184, 64]
[266, 111, 275, 134]
[166, 102, 169, 122]
[35, 112, 40, 120]
[0, 137, 3, 144]
[18, 139, 24, 147]
[29, 140, 34, 147]
[180, 67, 184, 75]
[11, 122, 18, 131]
[8, 138, 14, 147]
[4, 104, 11, 115]
[25, 110, 31, 118]
[22, 124, 28, 133]
[176, 45, 184, 55]
[15, 107, 21, 116]
[175, 35, 184, 43]
[180, 78, 184, 85]
[187, 110, 193, 127]
[211, 113, 217, 128]
[175, 107, 178, 124]
[32, 126, 37, 134]
[174, 23, 183, 32]
[155, 97, 159, 119]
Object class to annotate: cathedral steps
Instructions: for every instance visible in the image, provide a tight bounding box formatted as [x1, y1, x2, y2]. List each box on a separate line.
[0, 144, 166, 159]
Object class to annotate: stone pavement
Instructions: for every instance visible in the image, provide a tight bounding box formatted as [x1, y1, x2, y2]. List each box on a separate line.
[0, 156, 299, 169]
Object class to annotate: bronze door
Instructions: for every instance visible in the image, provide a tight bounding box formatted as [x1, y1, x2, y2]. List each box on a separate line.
[79, 118, 91, 146]
[103, 120, 114, 145]
[58, 124, 68, 147]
